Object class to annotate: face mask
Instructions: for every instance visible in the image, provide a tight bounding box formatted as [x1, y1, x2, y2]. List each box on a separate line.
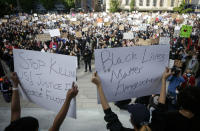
[186, 73, 191, 77]
[192, 57, 196, 60]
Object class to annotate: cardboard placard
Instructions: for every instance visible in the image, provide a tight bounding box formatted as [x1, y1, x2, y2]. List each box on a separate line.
[74, 21, 80, 25]
[123, 32, 134, 40]
[36, 34, 51, 42]
[94, 45, 170, 102]
[97, 18, 103, 23]
[82, 27, 88, 32]
[76, 31, 82, 38]
[104, 22, 111, 27]
[119, 25, 124, 31]
[180, 25, 192, 38]
[13, 49, 77, 118]
[2, 19, 8, 23]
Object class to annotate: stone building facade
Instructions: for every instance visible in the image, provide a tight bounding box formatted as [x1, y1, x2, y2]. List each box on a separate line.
[105, 0, 182, 12]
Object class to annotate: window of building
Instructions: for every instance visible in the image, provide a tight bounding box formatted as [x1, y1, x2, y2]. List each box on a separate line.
[153, 0, 157, 6]
[160, 0, 164, 7]
[139, 0, 143, 6]
[125, 0, 129, 5]
[146, 0, 150, 6]
[171, 0, 175, 7]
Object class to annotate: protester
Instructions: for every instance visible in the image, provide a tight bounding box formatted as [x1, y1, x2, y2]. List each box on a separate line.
[151, 68, 200, 131]
[0, 11, 200, 131]
[83, 46, 92, 72]
[91, 72, 151, 131]
[167, 67, 185, 105]
[5, 72, 78, 131]
[181, 69, 196, 88]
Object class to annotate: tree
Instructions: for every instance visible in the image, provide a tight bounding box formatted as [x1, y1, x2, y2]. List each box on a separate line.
[109, 0, 120, 13]
[130, 0, 135, 11]
[39, 0, 55, 10]
[63, 0, 75, 10]
[173, 0, 193, 14]
[0, 0, 15, 16]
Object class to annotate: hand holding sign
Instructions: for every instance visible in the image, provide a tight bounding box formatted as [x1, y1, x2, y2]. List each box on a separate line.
[91, 72, 101, 87]
[94, 45, 170, 102]
[180, 25, 192, 38]
[13, 49, 77, 118]
[67, 82, 79, 100]
[11, 72, 20, 87]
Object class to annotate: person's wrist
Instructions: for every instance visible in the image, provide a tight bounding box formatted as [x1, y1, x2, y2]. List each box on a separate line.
[66, 95, 73, 100]
[13, 83, 19, 88]
[96, 83, 102, 88]
[162, 77, 167, 81]
[12, 87, 19, 91]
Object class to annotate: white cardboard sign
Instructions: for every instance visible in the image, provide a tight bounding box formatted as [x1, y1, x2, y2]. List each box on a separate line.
[13, 49, 77, 118]
[123, 32, 134, 39]
[159, 37, 170, 45]
[95, 45, 170, 102]
[49, 29, 61, 37]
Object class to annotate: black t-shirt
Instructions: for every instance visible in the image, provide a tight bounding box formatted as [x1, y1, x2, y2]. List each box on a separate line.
[151, 104, 200, 131]
[104, 108, 134, 131]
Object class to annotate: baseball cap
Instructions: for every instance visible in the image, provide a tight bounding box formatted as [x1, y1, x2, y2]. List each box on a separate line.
[128, 103, 150, 126]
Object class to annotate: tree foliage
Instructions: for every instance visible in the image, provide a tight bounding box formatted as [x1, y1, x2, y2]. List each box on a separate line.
[109, 0, 120, 13]
[130, 0, 135, 11]
[173, 0, 193, 14]
[62, 0, 75, 10]
[19, 0, 34, 11]
[0, 0, 15, 16]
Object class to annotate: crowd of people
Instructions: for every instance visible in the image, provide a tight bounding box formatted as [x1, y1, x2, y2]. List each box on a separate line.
[0, 11, 200, 131]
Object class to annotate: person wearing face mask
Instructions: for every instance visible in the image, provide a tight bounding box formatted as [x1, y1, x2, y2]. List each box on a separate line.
[186, 54, 199, 76]
[181, 69, 196, 89]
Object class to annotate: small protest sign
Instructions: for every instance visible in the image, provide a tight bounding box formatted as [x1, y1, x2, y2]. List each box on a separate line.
[104, 22, 111, 27]
[76, 31, 82, 38]
[119, 25, 124, 31]
[82, 27, 88, 32]
[2, 19, 8, 23]
[49, 29, 61, 37]
[36, 34, 51, 42]
[180, 25, 192, 38]
[123, 32, 134, 40]
[159, 37, 170, 45]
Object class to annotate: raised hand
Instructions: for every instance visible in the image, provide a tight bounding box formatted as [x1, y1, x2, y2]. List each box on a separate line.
[162, 67, 172, 80]
[11, 72, 20, 87]
[67, 82, 79, 100]
[91, 72, 101, 87]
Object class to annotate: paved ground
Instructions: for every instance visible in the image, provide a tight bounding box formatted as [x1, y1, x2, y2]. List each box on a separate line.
[0, 60, 133, 131]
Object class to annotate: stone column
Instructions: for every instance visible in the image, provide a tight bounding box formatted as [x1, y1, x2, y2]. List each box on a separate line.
[144, 0, 146, 7]
[106, 0, 110, 12]
[150, 0, 153, 7]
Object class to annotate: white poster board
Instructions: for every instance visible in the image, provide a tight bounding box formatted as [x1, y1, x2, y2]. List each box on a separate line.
[159, 37, 170, 45]
[13, 49, 77, 118]
[139, 25, 147, 31]
[173, 30, 180, 37]
[123, 32, 134, 39]
[95, 45, 170, 102]
[49, 29, 61, 37]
